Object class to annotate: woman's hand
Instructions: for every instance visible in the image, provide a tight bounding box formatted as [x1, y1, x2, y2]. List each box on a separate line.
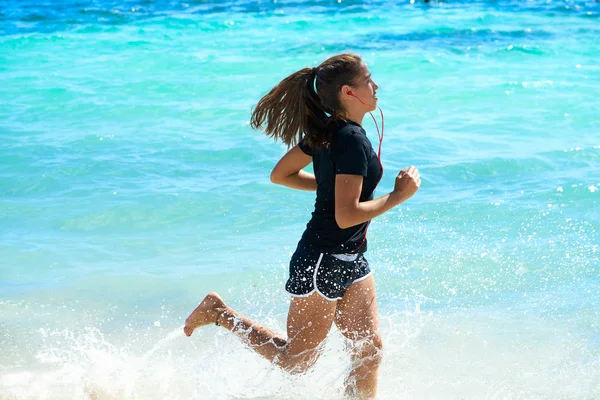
[391, 166, 421, 204]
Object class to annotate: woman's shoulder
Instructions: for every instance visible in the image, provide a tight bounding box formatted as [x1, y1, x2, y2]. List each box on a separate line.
[332, 120, 368, 149]
[334, 119, 365, 135]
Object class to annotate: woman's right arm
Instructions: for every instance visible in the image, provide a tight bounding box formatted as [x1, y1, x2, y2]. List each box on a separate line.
[335, 166, 421, 229]
[270, 145, 317, 191]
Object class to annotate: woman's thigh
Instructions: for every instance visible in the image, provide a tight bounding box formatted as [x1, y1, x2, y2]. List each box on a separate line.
[334, 275, 380, 339]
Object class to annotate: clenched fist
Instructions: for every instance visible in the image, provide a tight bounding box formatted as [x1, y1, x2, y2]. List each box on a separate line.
[392, 166, 421, 203]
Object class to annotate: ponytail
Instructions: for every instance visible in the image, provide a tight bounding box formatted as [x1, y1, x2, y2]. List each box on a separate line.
[250, 67, 331, 149]
[250, 54, 363, 149]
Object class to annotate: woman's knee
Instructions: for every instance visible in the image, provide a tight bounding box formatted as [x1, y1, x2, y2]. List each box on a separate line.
[372, 333, 383, 352]
[353, 333, 383, 362]
[277, 349, 320, 375]
[368, 333, 384, 359]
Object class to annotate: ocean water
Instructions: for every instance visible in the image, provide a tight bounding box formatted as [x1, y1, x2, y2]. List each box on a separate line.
[1, 0, 599, 398]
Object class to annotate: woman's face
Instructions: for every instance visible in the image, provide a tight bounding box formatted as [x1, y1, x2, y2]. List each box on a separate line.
[350, 62, 379, 111]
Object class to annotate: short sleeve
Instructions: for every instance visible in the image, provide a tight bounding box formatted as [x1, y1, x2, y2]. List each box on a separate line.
[297, 138, 313, 156]
[332, 133, 368, 176]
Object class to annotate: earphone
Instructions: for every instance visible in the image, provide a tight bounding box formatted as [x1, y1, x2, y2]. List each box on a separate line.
[348, 91, 375, 107]
[347, 91, 374, 107]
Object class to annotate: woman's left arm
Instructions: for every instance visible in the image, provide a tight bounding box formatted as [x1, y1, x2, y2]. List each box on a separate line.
[270, 145, 316, 191]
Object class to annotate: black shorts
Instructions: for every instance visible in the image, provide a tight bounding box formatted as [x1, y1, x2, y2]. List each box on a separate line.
[285, 244, 372, 301]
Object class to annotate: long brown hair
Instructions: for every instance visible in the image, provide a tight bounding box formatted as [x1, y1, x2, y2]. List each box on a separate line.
[250, 53, 363, 149]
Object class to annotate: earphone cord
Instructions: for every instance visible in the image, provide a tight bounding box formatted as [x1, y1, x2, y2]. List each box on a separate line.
[350, 105, 385, 254]
[347, 92, 384, 159]
[368, 106, 384, 164]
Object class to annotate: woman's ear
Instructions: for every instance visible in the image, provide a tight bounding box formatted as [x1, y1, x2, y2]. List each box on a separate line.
[341, 85, 353, 98]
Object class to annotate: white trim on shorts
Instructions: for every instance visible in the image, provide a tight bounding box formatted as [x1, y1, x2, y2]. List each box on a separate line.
[286, 254, 373, 302]
[286, 253, 340, 302]
[313, 253, 342, 302]
[287, 252, 322, 299]
[351, 270, 373, 284]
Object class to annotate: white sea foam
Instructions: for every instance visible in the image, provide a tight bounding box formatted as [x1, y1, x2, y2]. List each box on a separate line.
[2, 311, 598, 400]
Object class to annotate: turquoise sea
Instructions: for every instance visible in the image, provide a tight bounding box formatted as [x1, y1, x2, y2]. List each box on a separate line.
[1, 0, 599, 398]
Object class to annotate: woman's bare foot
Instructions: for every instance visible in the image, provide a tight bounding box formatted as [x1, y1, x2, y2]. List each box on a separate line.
[183, 292, 226, 337]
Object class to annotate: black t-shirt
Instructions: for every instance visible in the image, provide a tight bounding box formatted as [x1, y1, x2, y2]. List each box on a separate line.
[297, 120, 383, 253]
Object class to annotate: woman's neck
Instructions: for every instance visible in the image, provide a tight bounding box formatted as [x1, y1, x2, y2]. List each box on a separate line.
[341, 110, 366, 127]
